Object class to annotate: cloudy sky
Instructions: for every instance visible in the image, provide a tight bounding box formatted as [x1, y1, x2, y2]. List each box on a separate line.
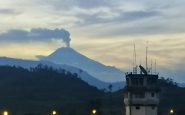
[0, 0, 185, 82]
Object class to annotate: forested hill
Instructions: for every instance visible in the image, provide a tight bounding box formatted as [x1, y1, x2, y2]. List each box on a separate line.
[0, 65, 185, 115]
[0, 65, 103, 115]
[158, 77, 185, 115]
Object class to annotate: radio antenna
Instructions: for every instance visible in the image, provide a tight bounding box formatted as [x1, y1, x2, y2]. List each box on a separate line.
[151, 59, 153, 74]
[155, 59, 156, 74]
[133, 43, 135, 73]
[134, 43, 137, 74]
[133, 43, 137, 74]
[146, 41, 148, 72]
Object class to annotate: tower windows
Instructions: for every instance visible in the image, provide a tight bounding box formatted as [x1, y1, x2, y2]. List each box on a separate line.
[132, 78, 138, 85]
[147, 78, 157, 86]
[139, 78, 144, 86]
[151, 92, 155, 97]
[134, 92, 145, 98]
[152, 106, 155, 110]
[135, 106, 140, 110]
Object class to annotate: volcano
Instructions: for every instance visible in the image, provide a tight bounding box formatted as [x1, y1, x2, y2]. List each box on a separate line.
[42, 47, 124, 82]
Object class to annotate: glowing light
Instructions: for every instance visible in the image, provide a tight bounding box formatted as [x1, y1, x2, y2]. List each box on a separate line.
[3, 111, 8, 115]
[170, 109, 174, 114]
[92, 109, 97, 114]
[52, 110, 57, 115]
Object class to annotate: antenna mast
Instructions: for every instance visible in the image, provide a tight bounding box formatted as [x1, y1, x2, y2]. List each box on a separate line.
[133, 43, 137, 74]
[146, 42, 148, 72]
[134, 44, 137, 74]
[134, 45, 136, 66]
[151, 59, 153, 74]
[133, 43, 135, 73]
[155, 59, 156, 74]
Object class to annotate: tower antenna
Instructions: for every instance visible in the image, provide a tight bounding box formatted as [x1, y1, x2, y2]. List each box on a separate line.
[146, 41, 148, 72]
[133, 43, 135, 73]
[134, 43, 137, 74]
[133, 43, 137, 74]
[151, 59, 153, 74]
[134, 44, 136, 67]
[155, 59, 157, 74]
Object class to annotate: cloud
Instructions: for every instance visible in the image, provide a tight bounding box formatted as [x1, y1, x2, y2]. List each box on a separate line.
[75, 10, 159, 26]
[0, 8, 20, 15]
[37, 0, 111, 9]
[1, 0, 185, 37]
[71, 0, 110, 9]
[121, 11, 159, 21]
[25, 0, 159, 26]
[0, 28, 71, 47]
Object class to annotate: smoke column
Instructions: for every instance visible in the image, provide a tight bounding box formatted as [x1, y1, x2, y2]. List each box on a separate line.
[0, 28, 71, 47]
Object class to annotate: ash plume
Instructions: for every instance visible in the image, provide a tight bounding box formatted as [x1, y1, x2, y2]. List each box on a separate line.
[0, 28, 71, 47]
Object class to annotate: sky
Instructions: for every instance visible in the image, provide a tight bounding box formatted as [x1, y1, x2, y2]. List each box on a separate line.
[0, 0, 185, 82]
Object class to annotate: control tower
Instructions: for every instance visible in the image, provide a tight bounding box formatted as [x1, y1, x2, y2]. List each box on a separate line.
[124, 65, 160, 115]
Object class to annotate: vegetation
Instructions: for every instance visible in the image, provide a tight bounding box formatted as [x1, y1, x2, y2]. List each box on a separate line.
[0, 65, 184, 115]
[0, 65, 103, 115]
[158, 77, 185, 115]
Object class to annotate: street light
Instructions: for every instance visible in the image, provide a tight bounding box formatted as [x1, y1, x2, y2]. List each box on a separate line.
[52, 110, 57, 115]
[92, 109, 97, 115]
[3, 111, 8, 115]
[170, 109, 174, 114]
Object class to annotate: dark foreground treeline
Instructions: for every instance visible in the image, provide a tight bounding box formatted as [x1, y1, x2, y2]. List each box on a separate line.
[0, 65, 184, 115]
[158, 77, 185, 115]
[0, 65, 103, 115]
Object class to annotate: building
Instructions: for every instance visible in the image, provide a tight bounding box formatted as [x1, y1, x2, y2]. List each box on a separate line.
[124, 65, 160, 115]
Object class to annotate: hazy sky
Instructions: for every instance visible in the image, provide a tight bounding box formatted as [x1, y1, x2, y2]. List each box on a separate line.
[0, 0, 185, 82]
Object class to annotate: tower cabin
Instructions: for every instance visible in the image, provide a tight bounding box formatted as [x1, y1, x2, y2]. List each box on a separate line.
[124, 65, 160, 115]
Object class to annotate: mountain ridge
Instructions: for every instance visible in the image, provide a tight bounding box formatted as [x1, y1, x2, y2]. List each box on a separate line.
[42, 47, 124, 82]
[0, 57, 124, 91]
